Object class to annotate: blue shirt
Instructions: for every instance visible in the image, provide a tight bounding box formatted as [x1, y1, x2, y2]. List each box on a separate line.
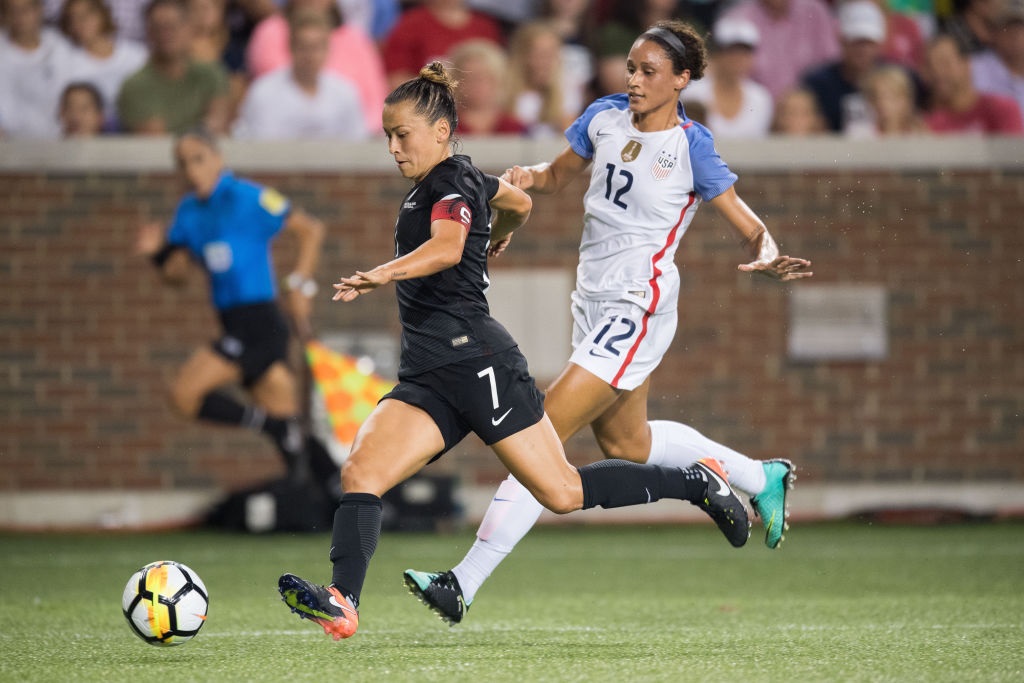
[167, 172, 291, 311]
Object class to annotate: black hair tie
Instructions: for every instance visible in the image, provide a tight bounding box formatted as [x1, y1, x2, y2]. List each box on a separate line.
[641, 27, 686, 63]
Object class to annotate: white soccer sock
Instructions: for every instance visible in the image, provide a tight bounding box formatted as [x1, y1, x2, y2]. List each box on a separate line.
[452, 475, 544, 605]
[646, 420, 766, 496]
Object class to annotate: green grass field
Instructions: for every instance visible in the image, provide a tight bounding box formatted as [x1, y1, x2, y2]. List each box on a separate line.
[1, 521, 1022, 682]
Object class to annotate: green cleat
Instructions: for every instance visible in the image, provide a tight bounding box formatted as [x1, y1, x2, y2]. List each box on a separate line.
[404, 569, 469, 626]
[750, 459, 795, 549]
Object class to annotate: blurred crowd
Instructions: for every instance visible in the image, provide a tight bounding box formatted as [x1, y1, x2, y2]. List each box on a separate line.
[1, 0, 1022, 140]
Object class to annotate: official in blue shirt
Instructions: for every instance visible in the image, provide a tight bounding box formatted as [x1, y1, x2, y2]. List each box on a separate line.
[137, 129, 326, 480]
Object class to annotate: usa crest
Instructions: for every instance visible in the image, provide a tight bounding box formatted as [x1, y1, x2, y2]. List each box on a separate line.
[620, 140, 643, 162]
[652, 150, 676, 180]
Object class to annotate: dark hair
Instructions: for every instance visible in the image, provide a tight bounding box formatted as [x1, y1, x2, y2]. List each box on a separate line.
[288, 8, 332, 44]
[144, 0, 186, 22]
[60, 81, 104, 111]
[175, 126, 220, 152]
[385, 61, 460, 137]
[641, 20, 707, 81]
[59, 0, 117, 40]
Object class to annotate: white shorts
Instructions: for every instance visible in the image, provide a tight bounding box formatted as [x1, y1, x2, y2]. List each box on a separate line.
[568, 295, 677, 391]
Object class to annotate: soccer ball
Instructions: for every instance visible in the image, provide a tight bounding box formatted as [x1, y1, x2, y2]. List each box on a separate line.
[122, 560, 209, 646]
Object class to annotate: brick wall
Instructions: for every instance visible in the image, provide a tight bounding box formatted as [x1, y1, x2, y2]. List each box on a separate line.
[2, 154, 1022, 493]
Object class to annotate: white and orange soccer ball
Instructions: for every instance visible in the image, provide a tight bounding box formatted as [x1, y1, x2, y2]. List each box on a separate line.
[122, 561, 209, 646]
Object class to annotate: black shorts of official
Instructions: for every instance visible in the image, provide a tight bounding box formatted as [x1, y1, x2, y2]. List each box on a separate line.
[211, 302, 291, 387]
[381, 346, 546, 461]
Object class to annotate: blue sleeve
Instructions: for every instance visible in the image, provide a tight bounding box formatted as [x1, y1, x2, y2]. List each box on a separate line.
[240, 180, 291, 239]
[565, 94, 629, 160]
[684, 122, 738, 201]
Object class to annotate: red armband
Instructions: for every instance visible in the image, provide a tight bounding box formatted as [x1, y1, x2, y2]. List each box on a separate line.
[431, 195, 472, 231]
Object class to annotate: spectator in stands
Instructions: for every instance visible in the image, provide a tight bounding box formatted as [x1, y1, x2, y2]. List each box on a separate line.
[59, 0, 147, 129]
[335, 0, 400, 41]
[0, 0, 76, 138]
[802, 0, 894, 134]
[507, 20, 578, 137]
[59, 80, 106, 135]
[45, 0, 149, 42]
[942, 0, 1004, 53]
[117, 0, 229, 134]
[246, 0, 386, 130]
[381, 0, 503, 89]
[922, 32, 1024, 133]
[233, 10, 367, 139]
[720, 0, 840, 102]
[449, 39, 528, 135]
[592, 0, 681, 97]
[861, 63, 926, 134]
[537, 0, 594, 107]
[187, 0, 251, 121]
[771, 86, 828, 134]
[971, 0, 1024, 124]
[466, 0, 538, 33]
[682, 15, 773, 139]
[868, 0, 926, 71]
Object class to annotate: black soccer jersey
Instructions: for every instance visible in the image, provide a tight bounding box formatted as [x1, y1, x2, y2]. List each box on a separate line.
[393, 154, 518, 377]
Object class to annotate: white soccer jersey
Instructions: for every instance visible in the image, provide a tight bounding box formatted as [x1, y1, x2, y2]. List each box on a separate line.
[565, 94, 738, 314]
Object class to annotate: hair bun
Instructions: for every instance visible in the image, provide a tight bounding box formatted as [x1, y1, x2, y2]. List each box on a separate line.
[419, 61, 458, 91]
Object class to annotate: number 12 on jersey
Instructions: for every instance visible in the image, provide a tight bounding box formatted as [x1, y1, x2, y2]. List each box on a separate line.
[604, 163, 633, 210]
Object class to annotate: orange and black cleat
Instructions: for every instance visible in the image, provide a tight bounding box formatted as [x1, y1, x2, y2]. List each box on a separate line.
[278, 573, 358, 641]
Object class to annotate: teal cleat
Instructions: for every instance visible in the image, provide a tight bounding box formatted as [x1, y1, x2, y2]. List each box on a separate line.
[404, 569, 469, 626]
[750, 459, 795, 549]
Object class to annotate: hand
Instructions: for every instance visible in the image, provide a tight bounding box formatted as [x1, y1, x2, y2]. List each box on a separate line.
[135, 222, 164, 256]
[501, 165, 535, 191]
[332, 269, 390, 302]
[488, 234, 512, 257]
[738, 255, 813, 281]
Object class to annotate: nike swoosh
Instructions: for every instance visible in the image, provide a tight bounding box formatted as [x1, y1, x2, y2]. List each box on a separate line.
[588, 349, 613, 359]
[491, 407, 513, 426]
[704, 467, 731, 497]
[329, 595, 356, 616]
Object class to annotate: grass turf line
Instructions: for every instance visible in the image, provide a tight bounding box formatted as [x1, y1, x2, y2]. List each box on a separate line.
[0, 522, 1021, 683]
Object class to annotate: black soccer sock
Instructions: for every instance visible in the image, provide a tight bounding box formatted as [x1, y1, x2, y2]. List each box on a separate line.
[577, 460, 707, 510]
[198, 391, 304, 472]
[329, 493, 383, 607]
[197, 391, 250, 426]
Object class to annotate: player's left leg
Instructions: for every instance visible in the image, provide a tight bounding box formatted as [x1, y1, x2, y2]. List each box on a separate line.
[490, 415, 749, 545]
[281, 398, 444, 640]
[588, 374, 794, 549]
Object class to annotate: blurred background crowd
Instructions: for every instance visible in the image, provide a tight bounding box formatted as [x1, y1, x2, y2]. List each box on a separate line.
[1, 0, 1022, 140]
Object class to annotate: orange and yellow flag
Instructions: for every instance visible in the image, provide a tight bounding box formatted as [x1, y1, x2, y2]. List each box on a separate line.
[305, 340, 395, 449]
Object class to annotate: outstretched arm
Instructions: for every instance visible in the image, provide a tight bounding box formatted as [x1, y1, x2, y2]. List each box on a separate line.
[490, 147, 588, 257]
[710, 187, 813, 282]
[502, 146, 590, 195]
[136, 222, 191, 286]
[333, 219, 468, 302]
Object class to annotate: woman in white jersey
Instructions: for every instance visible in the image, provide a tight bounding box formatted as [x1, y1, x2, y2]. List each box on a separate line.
[405, 19, 814, 625]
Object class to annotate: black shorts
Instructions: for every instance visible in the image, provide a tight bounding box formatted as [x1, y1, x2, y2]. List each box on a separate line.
[381, 346, 546, 460]
[212, 302, 291, 386]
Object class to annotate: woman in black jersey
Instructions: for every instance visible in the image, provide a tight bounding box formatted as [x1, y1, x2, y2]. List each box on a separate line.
[278, 62, 751, 641]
